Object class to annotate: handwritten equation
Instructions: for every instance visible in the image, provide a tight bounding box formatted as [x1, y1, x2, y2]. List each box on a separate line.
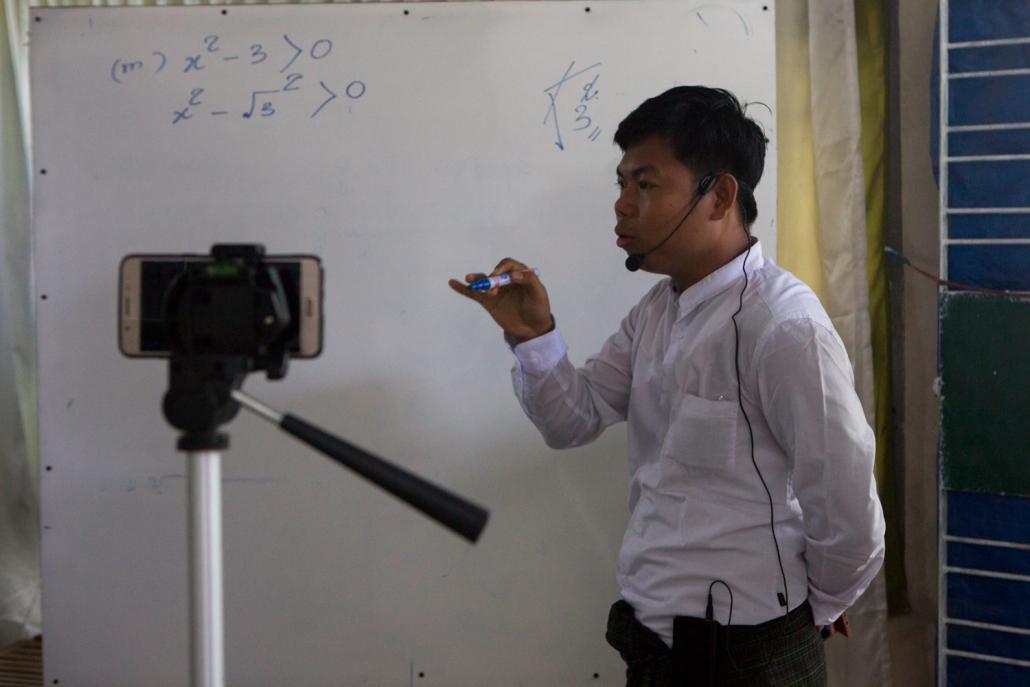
[109, 33, 367, 124]
[543, 61, 602, 151]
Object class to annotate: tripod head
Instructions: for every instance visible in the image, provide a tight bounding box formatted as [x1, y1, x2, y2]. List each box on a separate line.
[161, 243, 292, 449]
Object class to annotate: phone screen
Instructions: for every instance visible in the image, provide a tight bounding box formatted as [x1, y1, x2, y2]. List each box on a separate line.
[136, 258, 307, 354]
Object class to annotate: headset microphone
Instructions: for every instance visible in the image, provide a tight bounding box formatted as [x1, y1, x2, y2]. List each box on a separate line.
[624, 173, 718, 272]
[624, 252, 647, 272]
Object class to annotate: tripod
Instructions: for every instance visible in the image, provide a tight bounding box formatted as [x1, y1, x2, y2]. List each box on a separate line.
[157, 245, 489, 687]
[175, 388, 489, 687]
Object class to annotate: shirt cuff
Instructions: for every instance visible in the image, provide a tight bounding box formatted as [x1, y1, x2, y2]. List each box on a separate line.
[807, 587, 849, 627]
[506, 327, 568, 374]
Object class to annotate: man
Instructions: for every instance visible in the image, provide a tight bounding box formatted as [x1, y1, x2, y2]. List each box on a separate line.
[449, 86, 885, 686]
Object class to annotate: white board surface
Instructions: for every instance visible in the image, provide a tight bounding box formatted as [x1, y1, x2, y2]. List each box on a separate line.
[30, 2, 776, 684]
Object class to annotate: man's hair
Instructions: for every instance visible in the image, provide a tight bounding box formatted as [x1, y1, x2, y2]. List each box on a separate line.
[613, 86, 768, 227]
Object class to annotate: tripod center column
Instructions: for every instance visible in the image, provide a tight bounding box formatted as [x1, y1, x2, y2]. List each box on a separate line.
[188, 450, 225, 687]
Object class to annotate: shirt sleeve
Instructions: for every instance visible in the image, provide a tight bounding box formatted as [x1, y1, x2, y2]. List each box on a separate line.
[755, 315, 886, 626]
[507, 307, 637, 449]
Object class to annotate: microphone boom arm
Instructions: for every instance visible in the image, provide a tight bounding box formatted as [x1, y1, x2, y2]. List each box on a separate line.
[625, 173, 716, 272]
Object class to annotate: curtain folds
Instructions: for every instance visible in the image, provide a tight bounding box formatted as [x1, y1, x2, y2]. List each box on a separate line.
[855, 0, 908, 618]
[776, 0, 894, 685]
[0, 0, 39, 648]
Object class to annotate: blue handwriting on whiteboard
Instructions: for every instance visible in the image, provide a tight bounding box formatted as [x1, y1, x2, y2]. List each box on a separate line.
[109, 33, 337, 86]
[105, 33, 365, 125]
[250, 44, 269, 65]
[242, 89, 281, 119]
[280, 34, 333, 73]
[311, 81, 336, 118]
[170, 74, 366, 123]
[543, 61, 603, 151]
[110, 52, 166, 84]
[184, 54, 206, 73]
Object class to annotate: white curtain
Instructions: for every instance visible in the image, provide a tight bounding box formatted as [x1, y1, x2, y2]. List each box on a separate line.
[777, 1, 891, 685]
[807, 2, 890, 682]
[2, 2, 893, 683]
[0, 0, 39, 648]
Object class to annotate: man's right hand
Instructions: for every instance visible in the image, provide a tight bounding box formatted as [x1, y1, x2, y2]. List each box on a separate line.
[448, 257, 554, 343]
[820, 611, 853, 641]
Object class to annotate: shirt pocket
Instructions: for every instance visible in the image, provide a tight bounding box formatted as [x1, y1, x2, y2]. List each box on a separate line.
[660, 393, 739, 473]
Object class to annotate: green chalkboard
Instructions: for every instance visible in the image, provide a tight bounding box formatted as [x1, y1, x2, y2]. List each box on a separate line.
[940, 292, 1030, 495]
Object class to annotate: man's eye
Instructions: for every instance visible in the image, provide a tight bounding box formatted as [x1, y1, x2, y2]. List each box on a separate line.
[638, 180, 653, 190]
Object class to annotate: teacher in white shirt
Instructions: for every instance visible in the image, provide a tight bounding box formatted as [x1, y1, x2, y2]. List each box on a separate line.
[449, 85, 885, 687]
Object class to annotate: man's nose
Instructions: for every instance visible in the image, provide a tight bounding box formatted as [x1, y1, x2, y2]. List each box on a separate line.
[614, 191, 635, 218]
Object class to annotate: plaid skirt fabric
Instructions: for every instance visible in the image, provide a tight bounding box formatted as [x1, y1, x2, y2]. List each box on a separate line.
[605, 599, 827, 687]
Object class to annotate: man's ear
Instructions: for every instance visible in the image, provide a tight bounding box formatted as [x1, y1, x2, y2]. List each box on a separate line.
[707, 174, 738, 222]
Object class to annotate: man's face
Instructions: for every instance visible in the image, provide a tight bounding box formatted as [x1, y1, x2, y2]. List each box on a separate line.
[614, 135, 713, 276]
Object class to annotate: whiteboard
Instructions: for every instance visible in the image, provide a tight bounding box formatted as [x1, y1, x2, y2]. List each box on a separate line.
[30, 2, 776, 684]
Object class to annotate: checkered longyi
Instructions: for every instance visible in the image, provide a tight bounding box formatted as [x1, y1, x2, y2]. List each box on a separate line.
[605, 599, 827, 686]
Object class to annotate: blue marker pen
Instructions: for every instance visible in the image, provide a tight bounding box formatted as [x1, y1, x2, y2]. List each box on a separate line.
[468, 268, 540, 292]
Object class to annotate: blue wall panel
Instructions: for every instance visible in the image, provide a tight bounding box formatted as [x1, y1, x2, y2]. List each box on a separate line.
[950, 43, 1030, 73]
[948, 491, 1030, 544]
[947, 573, 1030, 630]
[949, 212, 1030, 240]
[950, 127, 1030, 157]
[949, 1, 1030, 43]
[948, 244, 1030, 290]
[948, 623, 1030, 662]
[948, 542, 1030, 577]
[949, 160, 1030, 209]
[948, 655, 1030, 685]
[942, 3, 1030, 683]
[950, 75, 1030, 127]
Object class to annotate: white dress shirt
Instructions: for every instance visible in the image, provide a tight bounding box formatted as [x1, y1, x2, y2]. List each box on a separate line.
[508, 240, 885, 645]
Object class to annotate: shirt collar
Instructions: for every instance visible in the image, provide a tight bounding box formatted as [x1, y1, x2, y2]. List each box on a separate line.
[672, 239, 765, 319]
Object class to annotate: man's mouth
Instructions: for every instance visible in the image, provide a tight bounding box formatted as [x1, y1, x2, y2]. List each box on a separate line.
[616, 234, 634, 249]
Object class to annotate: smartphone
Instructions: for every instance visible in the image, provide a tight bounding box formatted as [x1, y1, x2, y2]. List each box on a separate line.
[119, 254, 323, 358]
